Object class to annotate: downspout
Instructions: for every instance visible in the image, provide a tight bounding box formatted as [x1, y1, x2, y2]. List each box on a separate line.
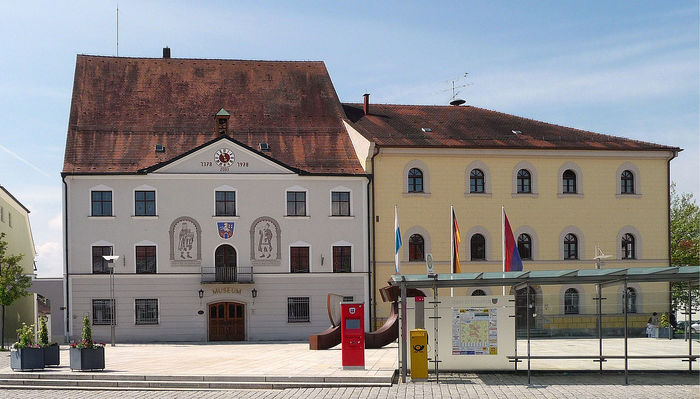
[667, 150, 678, 310]
[370, 146, 380, 328]
[62, 175, 70, 343]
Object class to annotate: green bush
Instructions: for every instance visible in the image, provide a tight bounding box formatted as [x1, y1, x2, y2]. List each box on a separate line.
[13, 323, 37, 349]
[39, 316, 50, 347]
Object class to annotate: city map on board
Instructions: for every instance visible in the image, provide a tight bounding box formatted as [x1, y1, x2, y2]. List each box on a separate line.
[452, 308, 498, 355]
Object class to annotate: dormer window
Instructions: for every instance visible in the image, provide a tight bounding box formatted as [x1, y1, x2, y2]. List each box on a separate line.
[215, 108, 230, 135]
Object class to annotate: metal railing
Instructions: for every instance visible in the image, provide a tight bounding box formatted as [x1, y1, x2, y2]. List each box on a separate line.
[201, 266, 254, 283]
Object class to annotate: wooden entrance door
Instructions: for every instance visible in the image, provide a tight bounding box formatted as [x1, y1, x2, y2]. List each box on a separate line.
[209, 302, 245, 341]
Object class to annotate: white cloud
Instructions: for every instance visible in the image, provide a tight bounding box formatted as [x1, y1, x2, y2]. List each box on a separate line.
[48, 214, 62, 232]
[35, 241, 63, 278]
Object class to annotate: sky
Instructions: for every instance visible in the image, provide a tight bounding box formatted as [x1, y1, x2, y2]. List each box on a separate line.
[0, 1, 698, 278]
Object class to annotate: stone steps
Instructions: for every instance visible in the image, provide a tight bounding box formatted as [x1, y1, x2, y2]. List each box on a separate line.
[0, 372, 395, 390]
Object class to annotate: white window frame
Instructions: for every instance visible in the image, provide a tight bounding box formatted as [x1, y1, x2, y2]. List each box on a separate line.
[134, 240, 158, 274]
[134, 298, 160, 325]
[285, 185, 309, 217]
[214, 185, 239, 218]
[90, 240, 115, 274]
[133, 184, 157, 217]
[289, 241, 312, 273]
[329, 186, 353, 217]
[89, 184, 114, 217]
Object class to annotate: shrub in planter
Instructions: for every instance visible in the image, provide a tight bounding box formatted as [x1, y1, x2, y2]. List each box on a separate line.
[69, 316, 105, 371]
[38, 316, 59, 366]
[10, 323, 44, 371]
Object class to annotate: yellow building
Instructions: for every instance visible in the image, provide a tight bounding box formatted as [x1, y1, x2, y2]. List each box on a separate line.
[343, 100, 679, 333]
[0, 185, 37, 344]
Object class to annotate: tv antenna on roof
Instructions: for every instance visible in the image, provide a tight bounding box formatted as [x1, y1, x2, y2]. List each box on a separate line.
[441, 73, 472, 106]
[593, 244, 612, 269]
[116, 5, 119, 56]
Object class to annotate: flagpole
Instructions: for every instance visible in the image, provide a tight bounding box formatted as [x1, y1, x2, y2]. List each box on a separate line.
[450, 205, 454, 297]
[502, 206, 506, 296]
[395, 204, 400, 275]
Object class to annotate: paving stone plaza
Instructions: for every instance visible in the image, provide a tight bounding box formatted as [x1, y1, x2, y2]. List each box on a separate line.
[0, 338, 697, 398]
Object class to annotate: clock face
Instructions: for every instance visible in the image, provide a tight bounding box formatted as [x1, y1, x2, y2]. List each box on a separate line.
[215, 148, 234, 167]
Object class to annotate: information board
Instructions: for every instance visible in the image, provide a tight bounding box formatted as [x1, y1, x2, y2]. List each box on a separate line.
[451, 307, 498, 355]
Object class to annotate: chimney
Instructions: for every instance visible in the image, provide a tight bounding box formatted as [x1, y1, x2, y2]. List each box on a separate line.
[363, 93, 370, 115]
[163, 47, 171, 59]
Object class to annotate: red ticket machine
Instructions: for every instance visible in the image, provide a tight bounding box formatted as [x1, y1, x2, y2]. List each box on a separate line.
[341, 302, 365, 369]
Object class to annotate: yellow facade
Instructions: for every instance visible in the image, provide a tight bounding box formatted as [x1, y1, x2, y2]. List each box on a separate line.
[0, 187, 37, 344]
[367, 149, 674, 326]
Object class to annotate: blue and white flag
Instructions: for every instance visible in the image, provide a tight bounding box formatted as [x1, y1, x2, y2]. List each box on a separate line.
[394, 204, 402, 274]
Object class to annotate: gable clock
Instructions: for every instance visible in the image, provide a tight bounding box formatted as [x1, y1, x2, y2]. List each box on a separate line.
[215, 148, 234, 171]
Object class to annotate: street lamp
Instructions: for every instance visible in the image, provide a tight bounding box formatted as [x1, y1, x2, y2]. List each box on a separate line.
[103, 255, 120, 347]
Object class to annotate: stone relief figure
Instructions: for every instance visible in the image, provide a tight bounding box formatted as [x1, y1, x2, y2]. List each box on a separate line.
[250, 217, 281, 265]
[178, 222, 195, 259]
[169, 216, 202, 266]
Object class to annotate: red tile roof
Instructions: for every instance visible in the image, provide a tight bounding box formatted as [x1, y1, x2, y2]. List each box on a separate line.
[342, 103, 680, 151]
[63, 55, 365, 175]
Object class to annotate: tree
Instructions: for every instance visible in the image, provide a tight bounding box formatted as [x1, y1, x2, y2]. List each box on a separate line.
[669, 183, 700, 315]
[0, 232, 31, 350]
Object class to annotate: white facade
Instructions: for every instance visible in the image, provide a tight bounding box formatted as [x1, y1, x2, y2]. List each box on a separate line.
[65, 138, 369, 342]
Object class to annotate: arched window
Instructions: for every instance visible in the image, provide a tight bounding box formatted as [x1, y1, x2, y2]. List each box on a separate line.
[517, 169, 531, 193]
[470, 234, 486, 260]
[215, 245, 237, 282]
[469, 169, 485, 193]
[517, 234, 532, 260]
[408, 168, 423, 193]
[562, 169, 577, 194]
[621, 170, 634, 194]
[472, 289, 486, 296]
[564, 288, 579, 314]
[621, 233, 635, 259]
[625, 287, 637, 313]
[409, 234, 425, 261]
[564, 233, 578, 260]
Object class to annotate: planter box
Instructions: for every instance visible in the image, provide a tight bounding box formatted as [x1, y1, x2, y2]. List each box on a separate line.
[658, 327, 672, 339]
[69, 346, 105, 371]
[10, 348, 45, 371]
[42, 344, 60, 366]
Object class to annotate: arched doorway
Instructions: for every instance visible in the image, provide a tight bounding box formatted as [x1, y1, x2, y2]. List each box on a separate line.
[515, 287, 537, 330]
[215, 245, 237, 282]
[209, 302, 245, 341]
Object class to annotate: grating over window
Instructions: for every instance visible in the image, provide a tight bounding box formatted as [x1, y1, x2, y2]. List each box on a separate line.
[92, 246, 113, 274]
[135, 299, 159, 325]
[136, 246, 156, 273]
[333, 246, 351, 272]
[564, 288, 579, 314]
[92, 299, 114, 325]
[287, 297, 310, 323]
[290, 247, 309, 273]
[342, 296, 354, 302]
[471, 289, 486, 296]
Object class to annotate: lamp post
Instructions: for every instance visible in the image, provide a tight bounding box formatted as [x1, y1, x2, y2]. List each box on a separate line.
[103, 255, 120, 347]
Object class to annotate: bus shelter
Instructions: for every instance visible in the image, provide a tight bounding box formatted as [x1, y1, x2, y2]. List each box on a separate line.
[389, 266, 699, 384]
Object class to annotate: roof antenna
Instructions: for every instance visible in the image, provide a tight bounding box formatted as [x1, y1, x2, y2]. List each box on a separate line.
[441, 73, 472, 106]
[116, 4, 119, 56]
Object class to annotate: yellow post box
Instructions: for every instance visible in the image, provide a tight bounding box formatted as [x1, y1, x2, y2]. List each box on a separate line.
[409, 329, 428, 380]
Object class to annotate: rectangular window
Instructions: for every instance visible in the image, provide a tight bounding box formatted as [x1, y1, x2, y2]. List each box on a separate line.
[135, 190, 156, 216]
[135, 299, 159, 325]
[333, 246, 351, 273]
[0, 206, 3, 222]
[215, 191, 236, 216]
[92, 246, 113, 274]
[287, 297, 310, 323]
[136, 246, 156, 274]
[342, 296, 354, 302]
[7, 212, 11, 227]
[290, 247, 310, 273]
[286, 191, 306, 216]
[91, 191, 113, 216]
[331, 191, 350, 216]
[92, 299, 114, 325]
